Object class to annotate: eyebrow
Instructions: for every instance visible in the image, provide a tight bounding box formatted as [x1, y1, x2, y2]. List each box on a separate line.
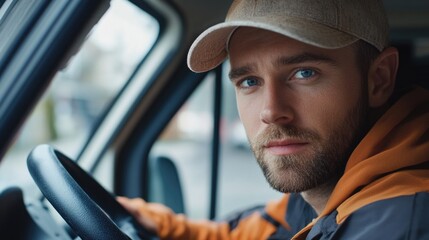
[228, 52, 338, 81]
[228, 64, 255, 81]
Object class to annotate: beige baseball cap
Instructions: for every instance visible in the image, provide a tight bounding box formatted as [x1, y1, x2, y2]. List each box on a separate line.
[187, 0, 389, 73]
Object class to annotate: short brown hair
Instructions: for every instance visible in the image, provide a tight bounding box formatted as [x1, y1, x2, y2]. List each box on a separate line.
[354, 40, 381, 79]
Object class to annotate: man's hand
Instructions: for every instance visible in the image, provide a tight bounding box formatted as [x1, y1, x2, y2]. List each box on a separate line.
[117, 196, 158, 234]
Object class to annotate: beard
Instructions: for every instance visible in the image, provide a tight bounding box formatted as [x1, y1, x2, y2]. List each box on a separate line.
[250, 94, 369, 193]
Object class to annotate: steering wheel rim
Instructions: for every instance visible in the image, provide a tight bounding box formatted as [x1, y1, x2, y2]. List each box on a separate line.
[27, 144, 156, 240]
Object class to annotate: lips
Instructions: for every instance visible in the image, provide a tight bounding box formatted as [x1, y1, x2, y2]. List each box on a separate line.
[264, 139, 309, 155]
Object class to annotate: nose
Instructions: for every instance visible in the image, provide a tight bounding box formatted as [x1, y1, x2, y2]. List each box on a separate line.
[259, 85, 294, 125]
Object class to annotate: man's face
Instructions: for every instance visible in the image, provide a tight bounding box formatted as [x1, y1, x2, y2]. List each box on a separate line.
[228, 27, 369, 193]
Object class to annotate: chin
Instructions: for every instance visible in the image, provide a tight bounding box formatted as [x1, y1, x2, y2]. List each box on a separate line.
[264, 167, 311, 193]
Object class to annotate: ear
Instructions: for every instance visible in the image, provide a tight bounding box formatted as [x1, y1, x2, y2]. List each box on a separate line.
[367, 47, 399, 108]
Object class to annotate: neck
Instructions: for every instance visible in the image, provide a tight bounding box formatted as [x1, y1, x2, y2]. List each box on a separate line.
[300, 104, 392, 216]
[301, 181, 337, 215]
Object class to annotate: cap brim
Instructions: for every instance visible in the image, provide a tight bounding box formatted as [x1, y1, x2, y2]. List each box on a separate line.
[187, 18, 358, 73]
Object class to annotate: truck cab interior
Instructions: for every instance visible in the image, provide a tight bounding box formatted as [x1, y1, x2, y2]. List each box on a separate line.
[0, 0, 427, 239]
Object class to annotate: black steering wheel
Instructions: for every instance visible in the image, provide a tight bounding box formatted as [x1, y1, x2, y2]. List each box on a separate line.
[27, 144, 158, 240]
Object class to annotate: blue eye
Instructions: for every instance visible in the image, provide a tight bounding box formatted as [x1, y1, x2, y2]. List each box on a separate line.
[294, 69, 315, 79]
[239, 78, 259, 88]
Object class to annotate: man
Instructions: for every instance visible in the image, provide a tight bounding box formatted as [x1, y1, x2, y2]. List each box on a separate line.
[118, 0, 429, 239]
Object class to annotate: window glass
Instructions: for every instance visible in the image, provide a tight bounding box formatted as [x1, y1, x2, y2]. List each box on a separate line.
[151, 66, 281, 220]
[0, 0, 159, 190]
[151, 73, 215, 219]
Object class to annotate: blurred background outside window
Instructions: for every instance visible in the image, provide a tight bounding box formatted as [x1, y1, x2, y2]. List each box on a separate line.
[0, 0, 159, 190]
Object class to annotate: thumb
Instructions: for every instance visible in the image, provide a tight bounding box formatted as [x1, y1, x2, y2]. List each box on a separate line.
[116, 196, 158, 233]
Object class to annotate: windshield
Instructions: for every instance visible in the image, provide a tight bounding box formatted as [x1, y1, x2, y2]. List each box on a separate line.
[0, 0, 159, 190]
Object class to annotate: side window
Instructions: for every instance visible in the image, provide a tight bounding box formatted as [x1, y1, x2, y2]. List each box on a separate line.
[151, 73, 215, 219]
[0, 0, 159, 190]
[151, 65, 281, 220]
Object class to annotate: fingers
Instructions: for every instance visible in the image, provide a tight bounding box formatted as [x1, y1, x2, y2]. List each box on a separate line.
[117, 196, 145, 213]
[116, 196, 158, 233]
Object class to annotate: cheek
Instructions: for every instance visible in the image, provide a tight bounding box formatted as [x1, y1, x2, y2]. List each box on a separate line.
[304, 79, 363, 136]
